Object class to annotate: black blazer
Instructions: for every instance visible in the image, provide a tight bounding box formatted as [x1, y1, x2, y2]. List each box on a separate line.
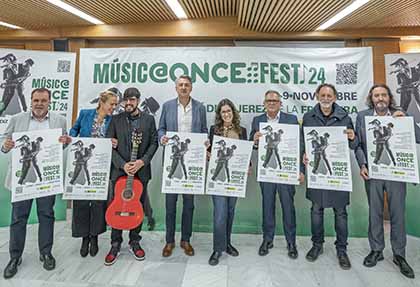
[106, 111, 158, 183]
[208, 125, 248, 150]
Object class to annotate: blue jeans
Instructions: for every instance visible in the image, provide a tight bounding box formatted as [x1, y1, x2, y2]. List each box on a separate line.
[212, 195, 237, 252]
[310, 202, 348, 254]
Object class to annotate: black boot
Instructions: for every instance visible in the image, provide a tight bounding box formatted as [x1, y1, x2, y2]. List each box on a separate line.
[305, 245, 323, 262]
[80, 236, 90, 257]
[208, 252, 222, 266]
[90, 235, 99, 257]
[3, 257, 22, 279]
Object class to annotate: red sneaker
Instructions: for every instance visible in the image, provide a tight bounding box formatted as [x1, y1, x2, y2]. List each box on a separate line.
[104, 246, 120, 266]
[129, 242, 145, 261]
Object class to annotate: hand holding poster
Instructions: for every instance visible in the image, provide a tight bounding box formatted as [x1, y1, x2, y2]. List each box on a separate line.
[304, 126, 352, 192]
[365, 116, 419, 183]
[162, 132, 207, 195]
[11, 129, 63, 202]
[63, 137, 112, 200]
[206, 135, 253, 198]
[257, 122, 300, 185]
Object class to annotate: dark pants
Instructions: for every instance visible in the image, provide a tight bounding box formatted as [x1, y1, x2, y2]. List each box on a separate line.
[310, 202, 348, 254]
[165, 193, 194, 243]
[259, 182, 296, 244]
[365, 179, 406, 257]
[72, 200, 107, 238]
[9, 195, 56, 259]
[212, 195, 237, 252]
[109, 180, 148, 247]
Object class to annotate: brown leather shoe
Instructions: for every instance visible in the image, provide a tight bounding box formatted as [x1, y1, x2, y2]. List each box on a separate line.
[162, 243, 175, 257]
[180, 241, 195, 256]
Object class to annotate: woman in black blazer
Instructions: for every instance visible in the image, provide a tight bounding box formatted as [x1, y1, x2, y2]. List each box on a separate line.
[208, 98, 247, 266]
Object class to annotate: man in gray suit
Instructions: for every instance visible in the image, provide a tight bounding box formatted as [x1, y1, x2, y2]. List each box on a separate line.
[355, 84, 420, 279]
[158, 75, 208, 257]
[1, 88, 70, 279]
[250, 90, 304, 259]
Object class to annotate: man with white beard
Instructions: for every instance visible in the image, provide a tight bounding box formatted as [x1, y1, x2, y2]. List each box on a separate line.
[355, 84, 420, 279]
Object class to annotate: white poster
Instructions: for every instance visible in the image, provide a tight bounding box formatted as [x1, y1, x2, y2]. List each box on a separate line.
[11, 129, 63, 202]
[385, 53, 420, 127]
[162, 132, 207, 195]
[365, 116, 419, 183]
[0, 49, 76, 136]
[304, 126, 352, 191]
[63, 138, 112, 200]
[257, 122, 300, 185]
[206, 135, 253, 198]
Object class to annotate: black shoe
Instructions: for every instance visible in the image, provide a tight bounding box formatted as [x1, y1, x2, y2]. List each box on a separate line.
[363, 251, 384, 267]
[80, 237, 90, 257]
[258, 240, 273, 256]
[3, 257, 22, 279]
[305, 245, 323, 262]
[226, 244, 239, 257]
[337, 252, 352, 270]
[89, 235, 99, 257]
[148, 217, 156, 231]
[287, 243, 298, 259]
[40, 254, 56, 271]
[208, 251, 221, 266]
[393, 255, 415, 279]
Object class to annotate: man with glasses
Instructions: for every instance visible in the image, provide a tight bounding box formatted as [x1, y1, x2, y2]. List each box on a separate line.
[250, 90, 303, 259]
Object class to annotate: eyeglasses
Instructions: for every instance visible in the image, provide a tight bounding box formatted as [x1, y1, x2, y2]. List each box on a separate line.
[265, 99, 280, 103]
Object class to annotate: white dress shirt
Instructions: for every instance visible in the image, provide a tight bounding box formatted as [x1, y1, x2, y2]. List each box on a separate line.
[178, 98, 193, 132]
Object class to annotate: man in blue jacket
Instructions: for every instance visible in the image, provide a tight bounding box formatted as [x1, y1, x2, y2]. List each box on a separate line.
[158, 75, 208, 257]
[250, 90, 303, 259]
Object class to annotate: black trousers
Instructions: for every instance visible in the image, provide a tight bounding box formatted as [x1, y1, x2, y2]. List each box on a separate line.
[72, 200, 107, 237]
[9, 195, 56, 259]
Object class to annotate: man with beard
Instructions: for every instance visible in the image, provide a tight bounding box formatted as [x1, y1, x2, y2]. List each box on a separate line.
[301, 83, 357, 270]
[355, 84, 420, 279]
[104, 87, 158, 265]
[2, 88, 70, 279]
[158, 75, 208, 258]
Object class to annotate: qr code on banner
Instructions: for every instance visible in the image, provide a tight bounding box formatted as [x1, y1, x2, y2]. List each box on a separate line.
[57, 60, 71, 72]
[336, 63, 358, 85]
[165, 180, 171, 187]
[310, 176, 317, 182]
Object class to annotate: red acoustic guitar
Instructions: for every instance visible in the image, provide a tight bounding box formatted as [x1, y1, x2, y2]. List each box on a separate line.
[106, 131, 144, 230]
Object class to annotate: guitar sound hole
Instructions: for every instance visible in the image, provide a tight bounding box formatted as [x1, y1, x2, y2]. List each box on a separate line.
[122, 189, 133, 200]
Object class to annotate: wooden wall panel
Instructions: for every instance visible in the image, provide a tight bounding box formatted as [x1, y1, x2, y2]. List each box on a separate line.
[68, 39, 87, 124]
[400, 40, 420, 53]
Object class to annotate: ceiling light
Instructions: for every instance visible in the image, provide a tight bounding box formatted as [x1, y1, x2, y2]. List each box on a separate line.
[316, 0, 370, 31]
[165, 0, 187, 19]
[0, 21, 22, 29]
[401, 36, 420, 41]
[46, 0, 104, 25]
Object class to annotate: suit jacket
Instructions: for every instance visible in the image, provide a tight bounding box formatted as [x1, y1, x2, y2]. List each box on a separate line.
[69, 108, 112, 137]
[355, 108, 420, 168]
[2, 111, 67, 190]
[301, 103, 358, 208]
[158, 98, 208, 142]
[106, 111, 158, 183]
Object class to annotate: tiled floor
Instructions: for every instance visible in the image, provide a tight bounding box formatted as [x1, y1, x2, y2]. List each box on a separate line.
[0, 217, 419, 287]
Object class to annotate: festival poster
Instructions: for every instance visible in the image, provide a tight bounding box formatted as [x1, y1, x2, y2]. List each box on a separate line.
[365, 116, 419, 183]
[162, 132, 207, 195]
[11, 129, 63, 202]
[206, 135, 253, 197]
[63, 137, 112, 200]
[304, 126, 352, 191]
[257, 122, 300, 185]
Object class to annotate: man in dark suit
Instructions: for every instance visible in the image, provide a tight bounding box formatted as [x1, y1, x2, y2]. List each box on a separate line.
[158, 75, 208, 257]
[250, 90, 304, 259]
[104, 87, 158, 266]
[355, 84, 420, 279]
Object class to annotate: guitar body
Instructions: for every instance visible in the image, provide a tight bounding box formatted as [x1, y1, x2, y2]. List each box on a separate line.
[106, 176, 144, 230]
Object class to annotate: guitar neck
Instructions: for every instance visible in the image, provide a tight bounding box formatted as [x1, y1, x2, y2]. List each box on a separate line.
[126, 144, 139, 188]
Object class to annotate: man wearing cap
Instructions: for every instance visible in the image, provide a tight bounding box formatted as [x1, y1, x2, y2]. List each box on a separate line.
[158, 75, 208, 257]
[104, 87, 158, 266]
[250, 90, 303, 259]
[355, 84, 420, 279]
[2, 88, 70, 279]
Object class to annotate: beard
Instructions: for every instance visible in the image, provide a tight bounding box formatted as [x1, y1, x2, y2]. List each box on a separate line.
[374, 101, 389, 113]
[320, 101, 333, 109]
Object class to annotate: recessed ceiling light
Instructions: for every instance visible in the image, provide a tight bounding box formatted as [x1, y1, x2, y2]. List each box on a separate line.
[316, 0, 370, 31]
[0, 21, 22, 29]
[165, 0, 188, 19]
[47, 0, 104, 25]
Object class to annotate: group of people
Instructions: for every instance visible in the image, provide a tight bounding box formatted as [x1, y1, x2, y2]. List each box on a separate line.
[1, 76, 418, 280]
